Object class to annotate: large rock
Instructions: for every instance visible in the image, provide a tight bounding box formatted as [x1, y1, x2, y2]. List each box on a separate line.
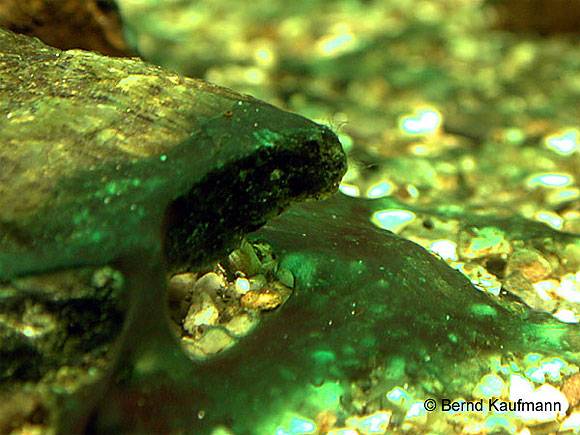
[0, 28, 346, 433]
[191, 194, 579, 433]
[0, 0, 129, 55]
[0, 27, 345, 278]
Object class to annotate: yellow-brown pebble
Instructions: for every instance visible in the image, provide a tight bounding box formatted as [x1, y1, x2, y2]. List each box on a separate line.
[506, 248, 553, 282]
[240, 283, 292, 310]
[563, 373, 580, 408]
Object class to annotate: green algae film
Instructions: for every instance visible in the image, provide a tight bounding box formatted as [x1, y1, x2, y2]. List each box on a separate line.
[189, 194, 578, 433]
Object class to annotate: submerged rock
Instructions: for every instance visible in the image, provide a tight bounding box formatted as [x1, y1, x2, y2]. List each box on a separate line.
[0, 0, 129, 56]
[0, 28, 345, 279]
[188, 194, 579, 433]
[0, 28, 346, 433]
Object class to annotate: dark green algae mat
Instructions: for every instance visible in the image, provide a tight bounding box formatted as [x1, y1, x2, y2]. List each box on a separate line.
[0, 28, 578, 434]
[196, 194, 579, 433]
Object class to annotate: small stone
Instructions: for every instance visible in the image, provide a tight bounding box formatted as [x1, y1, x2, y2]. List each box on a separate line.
[183, 292, 219, 334]
[481, 415, 518, 434]
[509, 374, 533, 396]
[509, 374, 568, 423]
[234, 277, 251, 295]
[276, 267, 295, 288]
[503, 273, 557, 312]
[210, 426, 235, 435]
[182, 328, 234, 358]
[560, 411, 580, 433]
[563, 243, 580, 270]
[249, 274, 267, 291]
[506, 248, 552, 282]
[92, 266, 124, 290]
[386, 387, 413, 409]
[555, 273, 580, 303]
[241, 290, 281, 310]
[20, 302, 57, 338]
[562, 373, 580, 408]
[553, 309, 578, 323]
[516, 384, 568, 423]
[316, 411, 338, 434]
[460, 263, 502, 296]
[459, 226, 512, 259]
[227, 240, 262, 276]
[224, 313, 259, 337]
[240, 284, 291, 310]
[167, 272, 197, 302]
[0, 390, 46, 435]
[327, 428, 358, 435]
[403, 401, 428, 424]
[194, 272, 225, 296]
[472, 374, 506, 399]
[346, 410, 392, 434]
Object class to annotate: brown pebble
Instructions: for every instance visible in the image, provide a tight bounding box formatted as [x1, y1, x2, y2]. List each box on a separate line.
[506, 248, 552, 282]
[240, 283, 292, 311]
[241, 289, 284, 310]
[0, 0, 130, 56]
[316, 411, 338, 433]
[167, 272, 197, 302]
[562, 373, 580, 408]
[0, 389, 46, 434]
[226, 240, 262, 277]
[458, 226, 512, 259]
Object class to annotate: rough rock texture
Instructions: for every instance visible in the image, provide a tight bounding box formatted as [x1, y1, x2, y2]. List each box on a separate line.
[0, 27, 346, 279]
[0, 28, 346, 433]
[491, 0, 580, 35]
[0, 265, 124, 389]
[0, 0, 130, 56]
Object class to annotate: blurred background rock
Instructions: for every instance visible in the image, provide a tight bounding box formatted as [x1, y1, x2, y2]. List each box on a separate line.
[490, 0, 580, 35]
[0, 0, 130, 56]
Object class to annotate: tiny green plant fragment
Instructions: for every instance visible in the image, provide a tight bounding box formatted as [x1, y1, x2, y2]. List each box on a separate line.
[0, 28, 346, 433]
